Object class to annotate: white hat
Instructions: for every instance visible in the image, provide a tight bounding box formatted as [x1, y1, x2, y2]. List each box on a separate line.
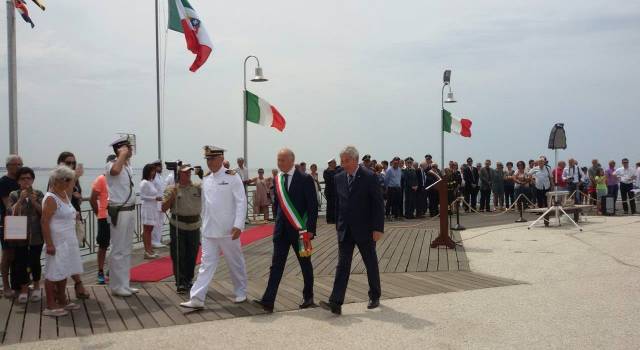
[327, 158, 336, 164]
[110, 135, 130, 147]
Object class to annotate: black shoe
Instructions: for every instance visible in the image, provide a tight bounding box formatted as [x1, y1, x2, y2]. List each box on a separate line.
[319, 301, 341, 315]
[367, 299, 380, 309]
[299, 298, 316, 309]
[176, 285, 187, 294]
[252, 299, 274, 313]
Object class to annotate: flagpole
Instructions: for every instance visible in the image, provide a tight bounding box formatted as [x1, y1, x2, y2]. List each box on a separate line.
[155, 0, 162, 161]
[243, 55, 267, 167]
[441, 83, 445, 168]
[6, 0, 18, 154]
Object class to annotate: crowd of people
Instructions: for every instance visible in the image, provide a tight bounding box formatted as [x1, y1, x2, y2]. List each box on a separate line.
[1, 139, 639, 317]
[322, 154, 640, 220]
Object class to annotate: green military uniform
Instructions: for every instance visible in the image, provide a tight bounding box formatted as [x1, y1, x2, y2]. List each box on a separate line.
[163, 178, 202, 293]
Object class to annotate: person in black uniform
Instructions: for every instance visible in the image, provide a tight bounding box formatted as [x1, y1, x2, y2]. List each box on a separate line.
[403, 157, 418, 219]
[323, 158, 339, 224]
[416, 162, 428, 218]
[425, 163, 441, 217]
[320, 146, 384, 315]
[462, 157, 479, 212]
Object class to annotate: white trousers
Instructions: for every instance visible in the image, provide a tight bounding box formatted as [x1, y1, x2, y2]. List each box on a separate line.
[109, 210, 135, 291]
[151, 211, 164, 245]
[190, 236, 248, 303]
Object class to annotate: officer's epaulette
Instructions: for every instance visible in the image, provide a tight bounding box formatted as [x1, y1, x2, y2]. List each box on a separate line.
[225, 170, 236, 175]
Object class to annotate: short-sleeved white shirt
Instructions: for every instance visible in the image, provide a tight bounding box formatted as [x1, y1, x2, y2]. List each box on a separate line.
[106, 162, 136, 205]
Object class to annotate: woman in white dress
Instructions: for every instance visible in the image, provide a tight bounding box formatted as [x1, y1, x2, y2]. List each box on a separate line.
[140, 164, 161, 259]
[41, 166, 84, 317]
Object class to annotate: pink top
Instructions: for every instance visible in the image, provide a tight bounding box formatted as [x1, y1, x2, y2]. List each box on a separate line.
[605, 167, 619, 186]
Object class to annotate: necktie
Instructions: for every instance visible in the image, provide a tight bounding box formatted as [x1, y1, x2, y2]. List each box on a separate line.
[284, 173, 290, 190]
[348, 174, 354, 193]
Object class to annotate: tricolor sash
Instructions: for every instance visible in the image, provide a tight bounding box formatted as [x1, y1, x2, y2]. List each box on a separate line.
[275, 173, 313, 257]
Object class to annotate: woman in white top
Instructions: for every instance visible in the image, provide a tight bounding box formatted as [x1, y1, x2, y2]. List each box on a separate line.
[41, 166, 84, 317]
[140, 164, 162, 259]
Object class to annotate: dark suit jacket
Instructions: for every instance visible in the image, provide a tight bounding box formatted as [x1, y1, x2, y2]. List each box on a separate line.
[463, 166, 479, 188]
[273, 170, 319, 237]
[335, 167, 385, 243]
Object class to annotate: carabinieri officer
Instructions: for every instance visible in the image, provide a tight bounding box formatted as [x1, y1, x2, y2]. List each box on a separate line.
[180, 146, 248, 309]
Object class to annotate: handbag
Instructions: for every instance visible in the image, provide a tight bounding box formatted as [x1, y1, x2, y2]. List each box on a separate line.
[75, 218, 86, 247]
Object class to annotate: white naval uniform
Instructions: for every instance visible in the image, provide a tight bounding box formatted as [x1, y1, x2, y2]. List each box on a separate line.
[151, 174, 166, 245]
[190, 167, 249, 303]
[106, 161, 136, 292]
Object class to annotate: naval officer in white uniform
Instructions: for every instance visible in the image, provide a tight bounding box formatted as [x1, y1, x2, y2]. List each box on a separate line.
[106, 136, 139, 297]
[180, 146, 248, 309]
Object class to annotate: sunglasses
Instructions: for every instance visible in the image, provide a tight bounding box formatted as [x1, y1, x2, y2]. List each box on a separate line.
[65, 161, 77, 166]
[19, 176, 33, 181]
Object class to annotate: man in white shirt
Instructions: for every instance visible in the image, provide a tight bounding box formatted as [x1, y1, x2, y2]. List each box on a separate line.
[106, 136, 138, 297]
[562, 158, 585, 204]
[180, 146, 248, 309]
[529, 158, 554, 208]
[615, 158, 637, 214]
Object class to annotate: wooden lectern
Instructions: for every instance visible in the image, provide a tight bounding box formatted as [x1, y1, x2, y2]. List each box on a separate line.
[430, 177, 456, 249]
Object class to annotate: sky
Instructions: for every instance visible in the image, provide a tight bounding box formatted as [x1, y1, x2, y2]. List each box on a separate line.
[1, 0, 639, 172]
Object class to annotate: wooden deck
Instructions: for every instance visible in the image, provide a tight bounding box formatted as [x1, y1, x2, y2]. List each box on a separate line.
[0, 222, 524, 345]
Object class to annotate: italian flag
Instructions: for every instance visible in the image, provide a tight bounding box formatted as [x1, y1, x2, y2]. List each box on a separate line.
[245, 90, 286, 132]
[442, 109, 472, 137]
[168, 0, 212, 72]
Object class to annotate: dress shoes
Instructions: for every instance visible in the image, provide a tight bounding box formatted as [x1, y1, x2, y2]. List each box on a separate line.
[180, 299, 204, 309]
[234, 295, 247, 303]
[367, 299, 380, 309]
[299, 298, 316, 309]
[126, 287, 140, 294]
[111, 288, 133, 297]
[252, 299, 274, 313]
[319, 301, 342, 315]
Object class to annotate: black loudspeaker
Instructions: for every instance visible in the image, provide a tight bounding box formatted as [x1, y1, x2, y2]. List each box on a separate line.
[548, 123, 567, 150]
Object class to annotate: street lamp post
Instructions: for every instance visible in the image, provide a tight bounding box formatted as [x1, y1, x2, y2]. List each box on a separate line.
[243, 55, 268, 167]
[440, 69, 456, 168]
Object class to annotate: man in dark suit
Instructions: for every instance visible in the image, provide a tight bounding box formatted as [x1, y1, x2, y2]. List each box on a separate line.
[323, 158, 339, 224]
[462, 157, 479, 212]
[254, 148, 318, 313]
[320, 146, 385, 315]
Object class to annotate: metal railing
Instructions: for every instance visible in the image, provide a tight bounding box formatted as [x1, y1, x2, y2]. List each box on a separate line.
[76, 184, 328, 257]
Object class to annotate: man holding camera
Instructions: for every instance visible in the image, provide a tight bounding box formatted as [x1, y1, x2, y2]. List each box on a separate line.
[106, 135, 137, 297]
[162, 164, 202, 294]
[180, 146, 248, 309]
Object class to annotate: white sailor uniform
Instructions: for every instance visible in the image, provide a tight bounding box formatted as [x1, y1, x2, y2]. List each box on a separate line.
[106, 160, 136, 295]
[189, 167, 248, 303]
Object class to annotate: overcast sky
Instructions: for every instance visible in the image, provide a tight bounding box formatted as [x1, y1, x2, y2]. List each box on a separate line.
[1, 0, 639, 171]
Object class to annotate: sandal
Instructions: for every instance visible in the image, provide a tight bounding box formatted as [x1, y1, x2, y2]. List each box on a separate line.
[30, 289, 42, 302]
[74, 281, 91, 300]
[43, 308, 68, 317]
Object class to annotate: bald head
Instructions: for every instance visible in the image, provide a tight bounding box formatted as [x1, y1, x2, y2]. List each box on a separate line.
[277, 148, 296, 173]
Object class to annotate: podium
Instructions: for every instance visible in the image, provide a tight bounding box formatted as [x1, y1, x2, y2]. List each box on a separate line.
[430, 178, 456, 249]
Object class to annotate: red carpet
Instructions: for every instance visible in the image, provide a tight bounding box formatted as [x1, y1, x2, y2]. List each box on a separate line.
[130, 224, 274, 282]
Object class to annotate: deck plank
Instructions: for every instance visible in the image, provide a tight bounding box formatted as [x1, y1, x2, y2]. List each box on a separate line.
[144, 284, 189, 326]
[38, 295, 58, 341]
[124, 290, 158, 329]
[93, 286, 127, 332]
[2, 299, 24, 345]
[156, 283, 204, 323]
[83, 286, 110, 335]
[20, 294, 42, 343]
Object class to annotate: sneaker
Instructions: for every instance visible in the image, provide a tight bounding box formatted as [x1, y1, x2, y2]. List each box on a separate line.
[180, 299, 204, 309]
[144, 252, 159, 259]
[97, 272, 106, 285]
[43, 308, 69, 317]
[64, 302, 82, 310]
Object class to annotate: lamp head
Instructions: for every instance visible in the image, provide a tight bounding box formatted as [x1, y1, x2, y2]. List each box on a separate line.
[251, 67, 268, 82]
[444, 91, 457, 103]
[443, 69, 451, 84]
